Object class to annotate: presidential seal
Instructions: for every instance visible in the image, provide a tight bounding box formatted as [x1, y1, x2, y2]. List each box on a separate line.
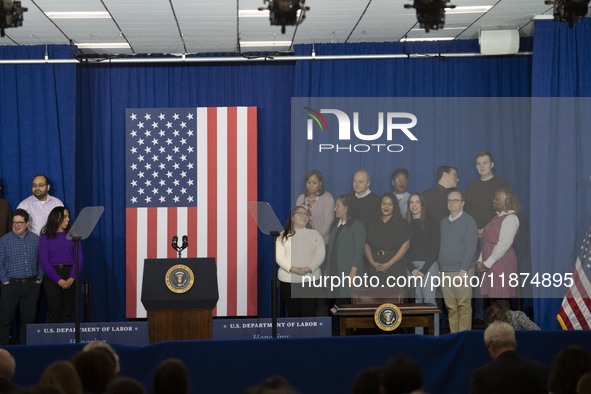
[165, 264, 195, 294]
[374, 303, 402, 331]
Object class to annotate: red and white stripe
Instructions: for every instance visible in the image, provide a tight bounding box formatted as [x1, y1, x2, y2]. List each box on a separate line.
[126, 107, 258, 318]
[557, 256, 591, 330]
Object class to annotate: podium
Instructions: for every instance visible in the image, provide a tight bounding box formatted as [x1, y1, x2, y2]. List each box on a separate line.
[141, 258, 219, 342]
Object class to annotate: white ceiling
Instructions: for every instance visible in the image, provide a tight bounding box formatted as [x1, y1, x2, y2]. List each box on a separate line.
[0, 0, 560, 58]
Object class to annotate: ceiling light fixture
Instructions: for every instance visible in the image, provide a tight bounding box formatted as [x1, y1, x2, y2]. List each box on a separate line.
[401, 37, 455, 42]
[545, 0, 590, 27]
[445, 6, 492, 14]
[76, 43, 130, 49]
[240, 41, 292, 47]
[45, 11, 111, 19]
[259, 0, 309, 34]
[404, 0, 456, 33]
[0, 0, 28, 37]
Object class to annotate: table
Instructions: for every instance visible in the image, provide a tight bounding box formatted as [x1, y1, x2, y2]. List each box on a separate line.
[330, 303, 440, 336]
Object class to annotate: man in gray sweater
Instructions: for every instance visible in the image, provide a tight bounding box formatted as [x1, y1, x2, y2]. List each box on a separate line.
[439, 190, 478, 333]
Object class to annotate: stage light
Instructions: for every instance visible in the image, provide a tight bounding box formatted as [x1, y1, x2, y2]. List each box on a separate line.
[0, 0, 28, 37]
[259, 0, 309, 34]
[404, 0, 456, 33]
[545, 0, 590, 27]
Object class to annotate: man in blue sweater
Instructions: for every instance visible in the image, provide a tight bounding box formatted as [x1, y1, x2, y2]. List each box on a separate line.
[439, 191, 478, 333]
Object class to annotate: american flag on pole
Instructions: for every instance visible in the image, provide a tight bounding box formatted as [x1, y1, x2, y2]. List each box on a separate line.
[125, 107, 258, 318]
[557, 226, 591, 330]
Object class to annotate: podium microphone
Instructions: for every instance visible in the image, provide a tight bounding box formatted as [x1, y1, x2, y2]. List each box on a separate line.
[171, 235, 178, 251]
[181, 235, 188, 251]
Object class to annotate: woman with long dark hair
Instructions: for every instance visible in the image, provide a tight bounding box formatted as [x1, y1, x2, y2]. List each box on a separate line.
[276, 206, 325, 317]
[406, 193, 440, 305]
[324, 194, 366, 304]
[364, 193, 410, 283]
[39, 206, 83, 323]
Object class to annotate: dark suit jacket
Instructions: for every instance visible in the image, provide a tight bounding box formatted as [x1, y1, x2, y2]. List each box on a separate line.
[470, 350, 548, 394]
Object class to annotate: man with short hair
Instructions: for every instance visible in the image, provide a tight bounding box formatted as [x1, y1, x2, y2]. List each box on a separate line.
[349, 169, 380, 228]
[381, 356, 423, 394]
[464, 152, 510, 234]
[391, 168, 410, 217]
[17, 174, 64, 235]
[438, 191, 477, 332]
[0, 209, 43, 345]
[470, 321, 548, 394]
[464, 152, 510, 326]
[423, 165, 459, 223]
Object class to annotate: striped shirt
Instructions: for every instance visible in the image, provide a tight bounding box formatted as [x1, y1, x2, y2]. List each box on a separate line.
[0, 231, 42, 283]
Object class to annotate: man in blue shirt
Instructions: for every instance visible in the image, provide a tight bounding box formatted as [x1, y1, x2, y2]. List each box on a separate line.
[0, 209, 42, 344]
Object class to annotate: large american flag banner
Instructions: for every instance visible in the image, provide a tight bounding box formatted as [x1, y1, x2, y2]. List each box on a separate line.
[557, 226, 591, 330]
[125, 107, 258, 318]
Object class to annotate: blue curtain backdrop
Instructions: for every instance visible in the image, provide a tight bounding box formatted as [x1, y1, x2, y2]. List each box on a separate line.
[0, 34, 588, 329]
[0, 45, 76, 223]
[75, 62, 294, 320]
[531, 19, 591, 329]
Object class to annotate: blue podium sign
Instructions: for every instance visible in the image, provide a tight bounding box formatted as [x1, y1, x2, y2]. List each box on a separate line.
[27, 322, 149, 345]
[212, 317, 331, 340]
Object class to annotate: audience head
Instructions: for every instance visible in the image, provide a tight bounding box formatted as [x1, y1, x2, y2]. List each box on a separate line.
[0, 348, 15, 382]
[71, 348, 117, 394]
[39, 360, 83, 394]
[82, 341, 120, 374]
[352, 366, 382, 394]
[245, 376, 298, 394]
[106, 377, 145, 394]
[483, 321, 516, 359]
[549, 345, 591, 394]
[153, 358, 190, 394]
[577, 371, 591, 394]
[381, 356, 422, 394]
[304, 169, 325, 196]
[391, 168, 409, 194]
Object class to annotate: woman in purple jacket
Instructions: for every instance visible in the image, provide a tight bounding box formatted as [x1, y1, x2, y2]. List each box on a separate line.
[39, 206, 83, 323]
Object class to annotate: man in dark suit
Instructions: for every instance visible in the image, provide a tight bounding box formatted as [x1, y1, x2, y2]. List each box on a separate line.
[470, 321, 548, 394]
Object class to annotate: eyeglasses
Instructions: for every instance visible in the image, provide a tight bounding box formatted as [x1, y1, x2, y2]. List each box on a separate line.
[32, 183, 47, 188]
[447, 199, 462, 203]
[12, 221, 26, 226]
[294, 211, 309, 217]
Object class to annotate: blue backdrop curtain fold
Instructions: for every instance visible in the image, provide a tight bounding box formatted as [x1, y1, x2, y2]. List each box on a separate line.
[531, 19, 591, 329]
[0, 45, 76, 218]
[75, 62, 295, 321]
